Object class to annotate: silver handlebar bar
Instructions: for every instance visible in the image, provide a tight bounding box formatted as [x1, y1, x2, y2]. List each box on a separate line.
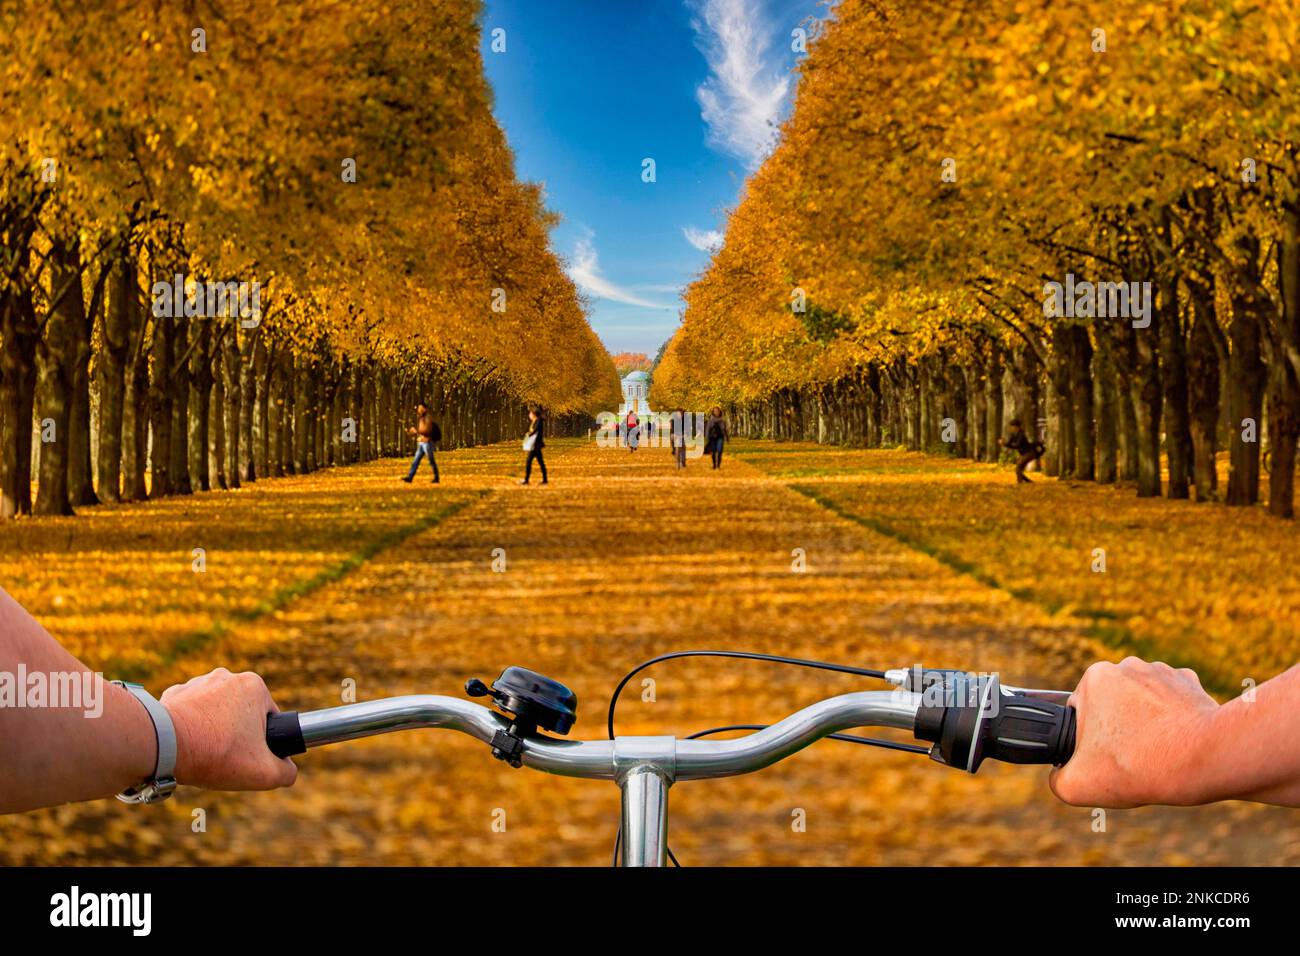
[295, 689, 923, 782]
[287, 689, 924, 866]
[271, 673, 1075, 865]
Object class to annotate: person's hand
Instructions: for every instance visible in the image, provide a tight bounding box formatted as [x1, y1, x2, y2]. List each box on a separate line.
[160, 668, 298, 791]
[1050, 657, 1220, 808]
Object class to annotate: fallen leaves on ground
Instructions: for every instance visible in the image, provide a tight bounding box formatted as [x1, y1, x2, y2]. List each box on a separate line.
[1, 439, 1295, 865]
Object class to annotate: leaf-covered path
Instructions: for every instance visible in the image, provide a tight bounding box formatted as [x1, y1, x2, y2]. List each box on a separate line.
[2, 439, 1296, 865]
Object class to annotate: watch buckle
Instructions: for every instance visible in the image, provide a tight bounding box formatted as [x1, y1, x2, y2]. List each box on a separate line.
[116, 776, 177, 804]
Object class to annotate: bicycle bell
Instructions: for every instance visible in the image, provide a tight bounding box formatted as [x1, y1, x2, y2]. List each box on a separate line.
[465, 667, 578, 766]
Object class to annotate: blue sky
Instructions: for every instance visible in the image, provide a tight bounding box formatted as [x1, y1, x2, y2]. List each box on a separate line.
[481, 0, 829, 357]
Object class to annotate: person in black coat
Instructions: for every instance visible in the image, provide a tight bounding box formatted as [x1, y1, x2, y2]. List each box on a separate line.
[1000, 418, 1046, 483]
[703, 406, 728, 469]
[521, 406, 548, 485]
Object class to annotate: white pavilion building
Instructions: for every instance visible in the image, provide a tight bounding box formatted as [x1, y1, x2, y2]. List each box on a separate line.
[619, 369, 654, 420]
[617, 370, 663, 445]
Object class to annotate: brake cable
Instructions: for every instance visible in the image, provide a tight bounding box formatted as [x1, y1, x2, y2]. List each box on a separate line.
[606, 650, 928, 866]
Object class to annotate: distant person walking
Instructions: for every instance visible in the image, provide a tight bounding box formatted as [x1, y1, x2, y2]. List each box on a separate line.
[402, 401, 440, 484]
[1000, 418, 1045, 483]
[626, 410, 640, 452]
[520, 406, 548, 485]
[670, 407, 688, 469]
[704, 406, 727, 470]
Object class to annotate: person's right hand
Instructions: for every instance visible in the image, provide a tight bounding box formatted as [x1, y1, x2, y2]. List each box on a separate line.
[160, 668, 298, 792]
[1049, 657, 1220, 808]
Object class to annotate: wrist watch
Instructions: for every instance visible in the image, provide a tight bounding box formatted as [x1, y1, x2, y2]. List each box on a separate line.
[112, 680, 178, 803]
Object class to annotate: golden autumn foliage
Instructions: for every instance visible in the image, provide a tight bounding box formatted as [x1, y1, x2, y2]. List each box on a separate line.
[0, 0, 620, 519]
[611, 352, 652, 376]
[655, 0, 1300, 516]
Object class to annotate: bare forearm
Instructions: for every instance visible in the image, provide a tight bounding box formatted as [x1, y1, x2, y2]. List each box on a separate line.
[1200, 664, 1300, 806]
[0, 588, 155, 814]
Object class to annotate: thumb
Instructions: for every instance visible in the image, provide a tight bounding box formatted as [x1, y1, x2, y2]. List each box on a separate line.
[1048, 764, 1081, 805]
[1048, 765, 1066, 800]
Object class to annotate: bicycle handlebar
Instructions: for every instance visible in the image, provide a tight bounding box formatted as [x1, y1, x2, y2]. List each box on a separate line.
[264, 666, 1074, 868]
[266, 683, 1075, 780]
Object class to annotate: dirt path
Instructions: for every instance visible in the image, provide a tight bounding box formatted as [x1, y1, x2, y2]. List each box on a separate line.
[3, 439, 1295, 865]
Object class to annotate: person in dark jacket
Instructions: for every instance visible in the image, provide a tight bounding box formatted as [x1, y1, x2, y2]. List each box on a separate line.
[703, 406, 727, 470]
[521, 406, 548, 485]
[1000, 418, 1045, 483]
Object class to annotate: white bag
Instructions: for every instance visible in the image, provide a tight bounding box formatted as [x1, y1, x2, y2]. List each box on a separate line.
[523, 433, 536, 452]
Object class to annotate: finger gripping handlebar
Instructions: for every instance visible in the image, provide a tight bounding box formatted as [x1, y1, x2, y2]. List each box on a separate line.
[266, 711, 306, 758]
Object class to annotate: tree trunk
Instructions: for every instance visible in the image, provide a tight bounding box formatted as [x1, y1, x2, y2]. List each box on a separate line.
[96, 251, 134, 503]
[34, 241, 83, 515]
[254, 339, 271, 477]
[210, 355, 227, 491]
[222, 329, 242, 488]
[1131, 313, 1163, 497]
[188, 322, 212, 491]
[1115, 360, 1138, 482]
[1266, 362, 1299, 519]
[1068, 325, 1095, 480]
[1269, 207, 1300, 518]
[0, 284, 39, 518]
[67, 263, 99, 507]
[239, 328, 257, 481]
[331, 360, 346, 467]
[122, 304, 151, 501]
[1092, 345, 1118, 483]
[350, 361, 364, 462]
[169, 318, 192, 495]
[1010, 346, 1041, 471]
[947, 361, 968, 457]
[1186, 281, 1221, 502]
[1046, 327, 1075, 478]
[966, 363, 985, 460]
[1159, 277, 1192, 500]
[311, 364, 323, 469]
[149, 304, 175, 498]
[1225, 282, 1266, 506]
[293, 354, 311, 473]
[267, 353, 283, 478]
[907, 368, 921, 450]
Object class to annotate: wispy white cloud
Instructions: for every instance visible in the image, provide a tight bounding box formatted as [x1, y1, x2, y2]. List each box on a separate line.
[682, 225, 725, 253]
[690, 0, 792, 169]
[635, 282, 687, 294]
[566, 231, 672, 309]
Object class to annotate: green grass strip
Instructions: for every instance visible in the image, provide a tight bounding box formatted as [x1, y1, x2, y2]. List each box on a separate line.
[789, 483, 1234, 696]
[107, 492, 487, 682]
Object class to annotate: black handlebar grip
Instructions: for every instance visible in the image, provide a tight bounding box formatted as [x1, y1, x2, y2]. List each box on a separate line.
[984, 694, 1075, 767]
[266, 711, 306, 758]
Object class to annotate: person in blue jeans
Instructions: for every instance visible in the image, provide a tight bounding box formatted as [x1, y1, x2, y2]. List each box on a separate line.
[401, 401, 440, 483]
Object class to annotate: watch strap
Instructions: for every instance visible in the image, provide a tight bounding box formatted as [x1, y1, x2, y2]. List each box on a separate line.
[112, 680, 178, 803]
